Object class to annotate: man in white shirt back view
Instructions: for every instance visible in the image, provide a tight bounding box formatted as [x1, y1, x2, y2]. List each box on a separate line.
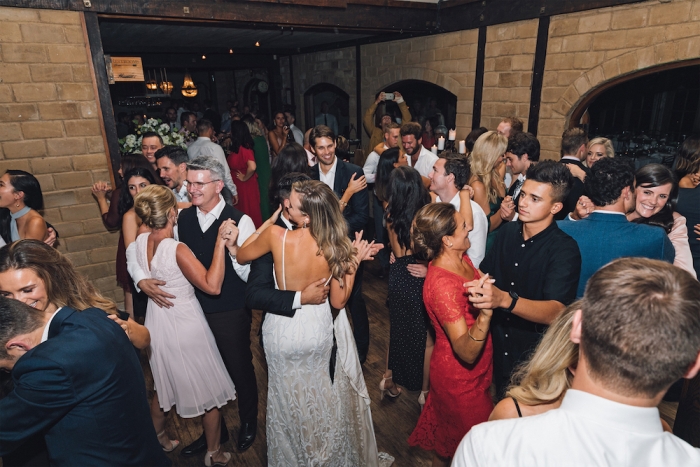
[187, 119, 238, 203]
[454, 257, 700, 466]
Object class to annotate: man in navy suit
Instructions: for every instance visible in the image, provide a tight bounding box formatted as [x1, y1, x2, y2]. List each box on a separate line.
[558, 157, 675, 297]
[310, 125, 370, 363]
[558, 128, 589, 221]
[0, 299, 169, 467]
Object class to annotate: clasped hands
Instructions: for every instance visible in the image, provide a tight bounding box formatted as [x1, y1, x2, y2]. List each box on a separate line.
[464, 273, 497, 318]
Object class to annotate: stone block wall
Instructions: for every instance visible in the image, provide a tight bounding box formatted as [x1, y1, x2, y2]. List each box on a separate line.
[538, 0, 700, 159]
[482, 19, 538, 132]
[0, 6, 122, 304]
[289, 0, 700, 160]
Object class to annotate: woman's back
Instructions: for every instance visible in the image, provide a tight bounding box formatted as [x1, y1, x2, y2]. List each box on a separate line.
[270, 226, 332, 292]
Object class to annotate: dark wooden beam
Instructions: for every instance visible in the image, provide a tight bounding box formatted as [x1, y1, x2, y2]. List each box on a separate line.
[0, 0, 433, 33]
[527, 16, 550, 136]
[297, 31, 429, 55]
[440, 0, 648, 32]
[355, 44, 362, 144]
[471, 26, 486, 130]
[289, 55, 296, 110]
[83, 11, 121, 187]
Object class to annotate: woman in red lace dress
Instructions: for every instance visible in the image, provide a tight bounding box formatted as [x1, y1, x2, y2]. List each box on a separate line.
[227, 120, 262, 227]
[408, 202, 494, 466]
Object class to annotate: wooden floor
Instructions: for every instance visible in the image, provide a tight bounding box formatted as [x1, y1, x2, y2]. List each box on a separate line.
[143, 259, 678, 467]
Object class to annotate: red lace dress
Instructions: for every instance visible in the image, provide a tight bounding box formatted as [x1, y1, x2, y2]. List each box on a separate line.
[408, 255, 493, 458]
[227, 146, 262, 227]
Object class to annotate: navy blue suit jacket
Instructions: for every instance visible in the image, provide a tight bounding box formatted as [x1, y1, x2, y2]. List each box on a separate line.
[311, 158, 369, 237]
[558, 212, 675, 297]
[0, 307, 169, 467]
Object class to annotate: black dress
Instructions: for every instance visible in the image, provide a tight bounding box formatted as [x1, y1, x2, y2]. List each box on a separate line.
[387, 254, 431, 391]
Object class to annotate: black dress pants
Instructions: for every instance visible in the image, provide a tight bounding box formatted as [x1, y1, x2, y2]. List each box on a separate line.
[205, 308, 259, 425]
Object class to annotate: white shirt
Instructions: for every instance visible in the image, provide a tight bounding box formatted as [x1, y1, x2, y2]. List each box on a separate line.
[318, 156, 338, 191]
[187, 137, 238, 196]
[453, 389, 700, 467]
[290, 124, 304, 145]
[362, 144, 387, 184]
[408, 145, 438, 178]
[126, 196, 254, 289]
[305, 148, 317, 167]
[40, 307, 63, 343]
[437, 193, 488, 269]
[173, 181, 189, 203]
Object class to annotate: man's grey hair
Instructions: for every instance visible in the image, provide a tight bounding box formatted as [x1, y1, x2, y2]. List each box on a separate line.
[187, 155, 225, 182]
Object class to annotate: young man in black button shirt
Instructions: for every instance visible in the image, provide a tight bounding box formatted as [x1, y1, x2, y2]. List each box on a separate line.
[468, 161, 582, 398]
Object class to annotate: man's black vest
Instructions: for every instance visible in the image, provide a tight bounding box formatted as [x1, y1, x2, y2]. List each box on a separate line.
[178, 204, 246, 313]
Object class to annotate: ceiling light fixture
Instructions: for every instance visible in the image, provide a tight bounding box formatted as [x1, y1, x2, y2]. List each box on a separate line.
[202, 54, 206, 60]
[181, 70, 198, 98]
[229, 49, 233, 54]
[255, 41, 260, 47]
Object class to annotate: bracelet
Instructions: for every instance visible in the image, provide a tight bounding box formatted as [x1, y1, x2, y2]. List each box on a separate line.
[253, 231, 261, 236]
[468, 326, 487, 342]
[339, 200, 348, 208]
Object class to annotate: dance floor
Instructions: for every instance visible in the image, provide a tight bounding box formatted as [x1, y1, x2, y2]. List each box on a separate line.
[141, 259, 677, 467]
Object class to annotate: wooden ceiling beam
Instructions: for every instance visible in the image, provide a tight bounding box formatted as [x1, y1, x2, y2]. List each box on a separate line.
[0, 0, 434, 33]
[439, 0, 649, 31]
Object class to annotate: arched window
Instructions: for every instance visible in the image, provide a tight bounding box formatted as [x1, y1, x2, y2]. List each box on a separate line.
[304, 83, 350, 137]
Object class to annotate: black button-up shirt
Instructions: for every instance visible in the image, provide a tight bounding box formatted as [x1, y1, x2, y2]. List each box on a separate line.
[480, 220, 581, 397]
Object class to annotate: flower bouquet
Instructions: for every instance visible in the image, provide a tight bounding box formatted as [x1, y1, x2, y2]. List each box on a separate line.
[119, 118, 187, 154]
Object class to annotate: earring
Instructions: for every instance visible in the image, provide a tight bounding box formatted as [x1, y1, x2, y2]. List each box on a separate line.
[448, 242, 453, 247]
[303, 220, 308, 229]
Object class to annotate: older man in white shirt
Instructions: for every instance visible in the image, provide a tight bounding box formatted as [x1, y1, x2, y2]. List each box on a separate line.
[187, 118, 238, 203]
[455, 258, 700, 467]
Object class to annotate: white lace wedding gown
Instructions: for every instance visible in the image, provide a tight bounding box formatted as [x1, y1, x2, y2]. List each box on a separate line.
[263, 230, 380, 466]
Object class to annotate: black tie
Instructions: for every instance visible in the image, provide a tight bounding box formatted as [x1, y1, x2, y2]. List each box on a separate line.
[324, 114, 328, 126]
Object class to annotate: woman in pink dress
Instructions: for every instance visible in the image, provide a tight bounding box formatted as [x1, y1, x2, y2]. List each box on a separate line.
[227, 120, 262, 226]
[408, 202, 494, 466]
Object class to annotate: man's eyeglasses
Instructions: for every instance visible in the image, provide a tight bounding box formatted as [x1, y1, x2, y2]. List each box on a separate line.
[187, 180, 220, 190]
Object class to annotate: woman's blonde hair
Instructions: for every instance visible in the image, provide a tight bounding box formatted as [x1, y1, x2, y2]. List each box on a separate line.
[292, 180, 356, 286]
[470, 131, 507, 204]
[134, 185, 176, 230]
[506, 302, 580, 405]
[587, 137, 615, 159]
[245, 119, 263, 138]
[0, 240, 117, 314]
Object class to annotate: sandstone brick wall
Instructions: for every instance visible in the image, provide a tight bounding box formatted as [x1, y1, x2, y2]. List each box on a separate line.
[292, 47, 357, 135]
[482, 19, 538, 132]
[0, 6, 122, 304]
[289, 0, 700, 160]
[538, 0, 700, 159]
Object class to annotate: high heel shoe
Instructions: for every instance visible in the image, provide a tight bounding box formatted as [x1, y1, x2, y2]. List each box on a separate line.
[204, 448, 231, 467]
[156, 430, 180, 453]
[418, 390, 429, 411]
[379, 375, 402, 400]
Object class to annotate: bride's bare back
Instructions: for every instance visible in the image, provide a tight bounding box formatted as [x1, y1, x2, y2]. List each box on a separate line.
[270, 226, 332, 292]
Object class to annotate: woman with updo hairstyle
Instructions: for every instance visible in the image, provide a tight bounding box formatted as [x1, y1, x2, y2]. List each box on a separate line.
[132, 184, 239, 467]
[0, 170, 47, 244]
[468, 131, 508, 253]
[269, 142, 310, 211]
[408, 202, 494, 466]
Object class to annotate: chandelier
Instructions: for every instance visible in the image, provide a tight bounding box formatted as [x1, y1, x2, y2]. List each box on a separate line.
[181, 70, 198, 97]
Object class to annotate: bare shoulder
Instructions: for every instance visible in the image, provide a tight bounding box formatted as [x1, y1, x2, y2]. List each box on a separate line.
[489, 397, 520, 421]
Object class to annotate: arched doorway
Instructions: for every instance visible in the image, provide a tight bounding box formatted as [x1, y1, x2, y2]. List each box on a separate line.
[243, 78, 271, 121]
[304, 83, 350, 137]
[569, 61, 700, 163]
[380, 80, 458, 131]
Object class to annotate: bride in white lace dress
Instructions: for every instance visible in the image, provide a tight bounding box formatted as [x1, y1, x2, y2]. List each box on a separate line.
[237, 180, 380, 466]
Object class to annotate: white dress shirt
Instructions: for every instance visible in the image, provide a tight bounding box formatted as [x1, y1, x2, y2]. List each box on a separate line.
[437, 193, 488, 268]
[187, 137, 238, 196]
[305, 148, 317, 167]
[318, 156, 338, 191]
[126, 196, 254, 289]
[290, 124, 304, 145]
[408, 145, 438, 178]
[40, 307, 63, 343]
[173, 181, 189, 203]
[362, 144, 387, 184]
[453, 389, 700, 467]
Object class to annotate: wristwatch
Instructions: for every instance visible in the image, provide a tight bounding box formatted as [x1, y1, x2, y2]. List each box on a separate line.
[506, 291, 519, 313]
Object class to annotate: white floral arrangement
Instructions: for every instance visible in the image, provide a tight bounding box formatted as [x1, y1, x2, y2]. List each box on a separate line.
[119, 118, 187, 154]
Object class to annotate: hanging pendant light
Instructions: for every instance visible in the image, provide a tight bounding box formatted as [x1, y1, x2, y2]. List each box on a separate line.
[181, 70, 198, 98]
